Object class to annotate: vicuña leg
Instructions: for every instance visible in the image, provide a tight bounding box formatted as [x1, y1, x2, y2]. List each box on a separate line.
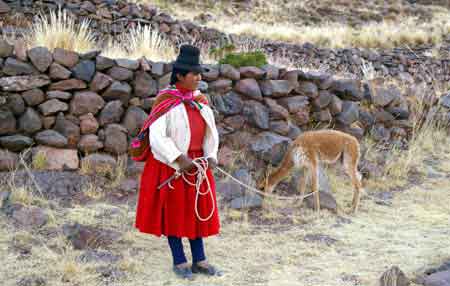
[297, 167, 309, 208]
[308, 156, 320, 212]
[343, 143, 363, 213]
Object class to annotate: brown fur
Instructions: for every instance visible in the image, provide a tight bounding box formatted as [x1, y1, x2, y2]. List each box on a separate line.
[259, 129, 364, 213]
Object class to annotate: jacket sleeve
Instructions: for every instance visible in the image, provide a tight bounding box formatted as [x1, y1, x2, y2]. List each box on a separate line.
[203, 106, 219, 162]
[148, 112, 183, 164]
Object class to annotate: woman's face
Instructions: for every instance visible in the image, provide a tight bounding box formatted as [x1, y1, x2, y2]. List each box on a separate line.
[177, 72, 202, 90]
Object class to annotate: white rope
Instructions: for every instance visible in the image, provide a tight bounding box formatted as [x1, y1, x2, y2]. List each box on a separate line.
[215, 166, 318, 201]
[170, 157, 216, 222]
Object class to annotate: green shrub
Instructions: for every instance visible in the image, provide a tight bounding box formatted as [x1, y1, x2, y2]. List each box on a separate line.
[219, 51, 268, 68]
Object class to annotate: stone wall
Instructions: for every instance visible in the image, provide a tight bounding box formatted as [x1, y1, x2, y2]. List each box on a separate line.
[1, 0, 449, 84]
[2, 40, 441, 172]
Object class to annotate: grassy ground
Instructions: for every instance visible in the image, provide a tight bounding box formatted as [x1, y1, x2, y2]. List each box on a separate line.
[143, 0, 450, 50]
[1, 131, 449, 286]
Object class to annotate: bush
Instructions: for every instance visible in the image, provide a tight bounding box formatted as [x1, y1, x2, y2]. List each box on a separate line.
[219, 51, 268, 68]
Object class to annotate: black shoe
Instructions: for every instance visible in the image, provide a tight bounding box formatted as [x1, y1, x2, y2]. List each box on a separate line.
[172, 265, 194, 280]
[192, 263, 223, 277]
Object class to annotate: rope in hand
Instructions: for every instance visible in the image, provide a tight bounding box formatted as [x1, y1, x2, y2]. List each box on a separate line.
[165, 157, 216, 222]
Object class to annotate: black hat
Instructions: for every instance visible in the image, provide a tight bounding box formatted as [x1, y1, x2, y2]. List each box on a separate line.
[172, 45, 204, 73]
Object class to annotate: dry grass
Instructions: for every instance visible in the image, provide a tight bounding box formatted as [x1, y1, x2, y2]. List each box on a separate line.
[25, 9, 96, 53]
[205, 13, 450, 49]
[101, 24, 176, 61]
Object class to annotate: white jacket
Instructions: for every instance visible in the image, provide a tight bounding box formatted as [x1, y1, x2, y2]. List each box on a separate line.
[148, 102, 219, 170]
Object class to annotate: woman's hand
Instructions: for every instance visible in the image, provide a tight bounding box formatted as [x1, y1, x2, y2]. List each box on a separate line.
[207, 157, 217, 169]
[176, 154, 195, 172]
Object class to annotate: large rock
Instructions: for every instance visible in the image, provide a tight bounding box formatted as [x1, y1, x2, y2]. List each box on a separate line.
[107, 66, 134, 81]
[220, 64, 240, 80]
[0, 135, 33, 152]
[19, 108, 42, 134]
[270, 120, 290, 136]
[330, 79, 363, 101]
[243, 100, 270, 130]
[239, 66, 265, 79]
[54, 113, 80, 148]
[379, 266, 410, 286]
[122, 107, 148, 137]
[261, 64, 279, 80]
[98, 100, 124, 126]
[11, 205, 49, 228]
[250, 131, 291, 165]
[296, 81, 319, 98]
[27, 47, 53, 72]
[211, 91, 243, 115]
[0, 109, 16, 135]
[48, 79, 87, 91]
[133, 71, 157, 97]
[277, 96, 309, 113]
[313, 90, 333, 109]
[329, 94, 343, 115]
[0, 149, 19, 171]
[230, 193, 263, 209]
[102, 81, 131, 106]
[34, 130, 68, 148]
[47, 91, 72, 100]
[0, 75, 51, 92]
[3, 58, 36, 76]
[372, 87, 396, 107]
[104, 124, 128, 155]
[0, 39, 13, 57]
[32, 146, 78, 170]
[6, 93, 25, 115]
[336, 101, 359, 125]
[49, 62, 71, 80]
[90, 72, 113, 92]
[424, 270, 450, 286]
[96, 56, 115, 70]
[234, 78, 262, 101]
[202, 66, 219, 81]
[62, 223, 121, 250]
[80, 113, 99, 134]
[259, 80, 293, 97]
[21, 89, 45, 106]
[115, 58, 139, 70]
[53, 48, 79, 68]
[208, 79, 233, 93]
[264, 98, 290, 120]
[440, 94, 450, 109]
[72, 60, 96, 82]
[70, 91, 105, 116]
[38, 99, 68, 116]
[78, 135, 104, 153]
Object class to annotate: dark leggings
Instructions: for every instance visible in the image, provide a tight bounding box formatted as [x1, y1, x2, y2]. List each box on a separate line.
[167, 236, 206, 266]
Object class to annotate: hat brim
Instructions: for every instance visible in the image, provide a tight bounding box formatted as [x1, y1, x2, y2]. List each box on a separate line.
[172, 62, 205, 73]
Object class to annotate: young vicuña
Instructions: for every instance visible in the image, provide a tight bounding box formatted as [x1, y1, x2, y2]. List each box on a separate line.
[260, 129, 364, 213]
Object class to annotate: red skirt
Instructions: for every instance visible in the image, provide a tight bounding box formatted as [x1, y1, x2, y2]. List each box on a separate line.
[135, 150, 220, 239]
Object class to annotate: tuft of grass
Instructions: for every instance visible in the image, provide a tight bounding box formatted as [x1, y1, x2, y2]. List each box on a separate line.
[26, 9, 96, 53]
[101, 24, 176, 61]
[219, 51, 268, 68]
[32, 151, 47, 170]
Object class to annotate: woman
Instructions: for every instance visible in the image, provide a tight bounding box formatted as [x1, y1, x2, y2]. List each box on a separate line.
[135, 45, 222, 280]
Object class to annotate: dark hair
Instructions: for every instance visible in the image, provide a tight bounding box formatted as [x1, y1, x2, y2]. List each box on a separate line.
[170, 67, 190, 85]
